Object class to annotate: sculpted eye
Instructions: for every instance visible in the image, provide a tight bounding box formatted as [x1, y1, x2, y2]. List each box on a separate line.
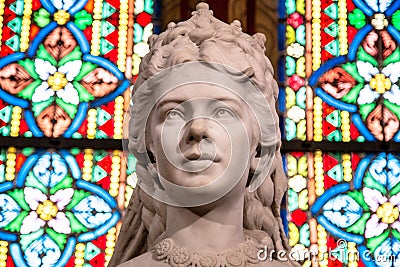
[213, 107, 236, 118]
[165, 109, 184, 120]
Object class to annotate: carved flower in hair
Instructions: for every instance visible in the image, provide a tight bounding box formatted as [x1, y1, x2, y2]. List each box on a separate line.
[310, 29, 400, 142]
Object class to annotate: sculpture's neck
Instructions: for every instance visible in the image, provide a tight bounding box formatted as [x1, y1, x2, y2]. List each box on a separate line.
[164, 188, 245, 252]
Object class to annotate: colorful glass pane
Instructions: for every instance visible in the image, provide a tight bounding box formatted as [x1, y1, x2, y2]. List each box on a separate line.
[0, 147, 138, 266]
[0, 0, 134, 139]
[286, 151, 400, 266]
[281, 0, 400, 142]
[132, 0, 154, 79]
[0, 0, 152, 265]
[282, 0, 400, 266]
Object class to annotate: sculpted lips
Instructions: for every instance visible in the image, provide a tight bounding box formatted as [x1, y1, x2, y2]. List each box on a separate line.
[183, 151, 218, 161]
[181, 148, 219, 171]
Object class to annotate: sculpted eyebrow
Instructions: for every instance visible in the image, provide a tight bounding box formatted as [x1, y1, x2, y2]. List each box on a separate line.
[213, 97, 241, 105]
[156, 98, 184, 109]
[155, 96, 242, 110]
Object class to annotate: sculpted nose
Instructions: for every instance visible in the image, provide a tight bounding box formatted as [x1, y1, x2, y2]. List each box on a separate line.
[186, 118, 208, 143]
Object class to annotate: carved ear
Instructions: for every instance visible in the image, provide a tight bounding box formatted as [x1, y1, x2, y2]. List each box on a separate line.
[247, 145, 260, 187]
[147, 150, 156, 164]
[249, 150, 260, 174]
[146, 141, 157, 163]
[250, 143, 261, 172]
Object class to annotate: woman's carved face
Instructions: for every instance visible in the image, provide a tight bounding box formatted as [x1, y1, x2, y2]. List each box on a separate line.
[130, 62, 275, 206]
[146, 83, 256, 200]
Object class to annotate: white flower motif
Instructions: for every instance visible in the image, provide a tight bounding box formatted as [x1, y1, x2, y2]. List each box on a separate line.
[392, 221, 400, 233]
[287, 106, 305, 123]
[20, 187, 74, 235]
[47, 212, 71, 234]
[20, 211, 46, 234]
[32, 58, 82, 105]
[24, 187, 47, 210]
[357, 61, 379, 82]
[51, 0, 75, 10]
[287, 43, 304, 58]
[34, 59, 56, 80]
[31, 82, 55, 103]
[358, 85, 379, 105]
[365, 214, 389, 238]
[363, 187, 400, 238]
[356, 61, 400, 106]
[56, 83, 79, 105]
[58, 61, 82, 81]
[288, 174, 307, 193]
[365, 0, 392, 12]
[383, 84, 400, 105]
[382, 62, 400, 83]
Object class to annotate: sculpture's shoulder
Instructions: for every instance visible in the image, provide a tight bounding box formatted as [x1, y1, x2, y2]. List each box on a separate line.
[117, 252, 167, 267]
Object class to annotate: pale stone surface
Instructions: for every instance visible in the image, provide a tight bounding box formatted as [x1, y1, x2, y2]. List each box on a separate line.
[109, 3, 295, 267]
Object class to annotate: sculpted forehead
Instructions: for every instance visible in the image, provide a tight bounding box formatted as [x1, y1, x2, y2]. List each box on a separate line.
[140, 62, 258, 107]
[155, 83, 244, 108]
[128, 62, 278, 181]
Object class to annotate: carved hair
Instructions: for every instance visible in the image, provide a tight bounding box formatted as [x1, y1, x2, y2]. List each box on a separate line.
[109, 3, 291, 266]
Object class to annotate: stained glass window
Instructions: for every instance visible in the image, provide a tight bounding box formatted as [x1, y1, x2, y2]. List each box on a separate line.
[0, 0, 155, 265]
[281, 0, 400, 266]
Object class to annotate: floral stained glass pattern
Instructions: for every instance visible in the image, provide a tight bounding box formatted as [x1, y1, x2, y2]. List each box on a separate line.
[132, 0, 155, 79]
[0, 148, 121, 266]
[0, 0, 129, 138]
[309, 4, 400, 142]
[0, 0, 154, 266]
[286, 151, 364, 266]
[281, 0, 400, 267]
[286, 151, 400, 267]
[311, 153, 400, 266]
[281, 0, 400, 142]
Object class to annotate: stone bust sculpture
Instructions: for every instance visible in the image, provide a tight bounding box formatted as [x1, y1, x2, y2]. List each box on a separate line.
[109, 3, 294, 267]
